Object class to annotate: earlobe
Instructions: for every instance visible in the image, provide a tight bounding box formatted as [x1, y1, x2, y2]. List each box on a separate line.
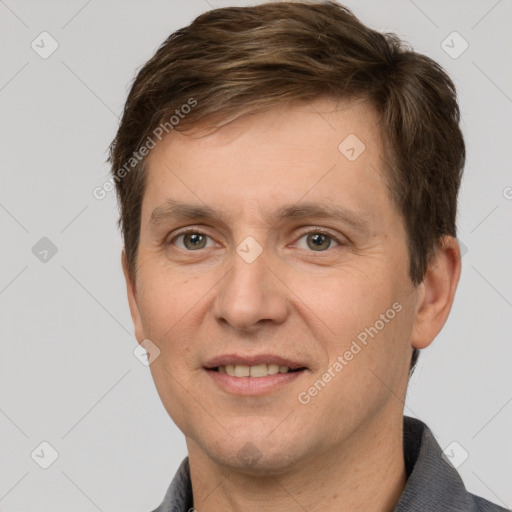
[121, 249, 146, 343]
[410, 236, 462, 350]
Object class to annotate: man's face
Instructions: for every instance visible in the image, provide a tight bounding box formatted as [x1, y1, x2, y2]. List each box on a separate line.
[124, 98, 421, 473]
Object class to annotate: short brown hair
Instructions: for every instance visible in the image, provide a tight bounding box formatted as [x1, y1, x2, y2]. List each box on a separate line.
[108, 1, 465, 373]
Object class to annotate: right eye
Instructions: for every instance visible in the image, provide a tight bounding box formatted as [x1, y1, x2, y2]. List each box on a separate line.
[169, 229, 216, 251]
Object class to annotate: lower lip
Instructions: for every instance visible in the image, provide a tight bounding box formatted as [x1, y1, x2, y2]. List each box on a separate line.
[204, 368, 306, 395]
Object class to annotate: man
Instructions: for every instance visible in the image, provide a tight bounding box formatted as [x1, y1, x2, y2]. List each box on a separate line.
[108, 1, 508, 510]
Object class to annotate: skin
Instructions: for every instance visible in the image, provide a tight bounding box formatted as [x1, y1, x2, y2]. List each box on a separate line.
[122, 97, 461, 511]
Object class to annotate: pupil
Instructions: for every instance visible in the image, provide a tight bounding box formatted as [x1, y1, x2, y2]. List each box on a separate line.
[309, 233, 330, 251]
[185, 233, 205, 249]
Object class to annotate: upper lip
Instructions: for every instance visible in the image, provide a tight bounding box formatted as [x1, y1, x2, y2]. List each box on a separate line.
[203, 353, 307, 370]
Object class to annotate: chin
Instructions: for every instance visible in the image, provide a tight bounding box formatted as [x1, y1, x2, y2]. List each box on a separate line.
[214, 447, 304, 476]
[199, 428, 311, 476]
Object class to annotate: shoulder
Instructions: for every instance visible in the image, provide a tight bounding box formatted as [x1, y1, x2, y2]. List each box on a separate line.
[395, 417, 509, 512]
[470, 493, 510, 512]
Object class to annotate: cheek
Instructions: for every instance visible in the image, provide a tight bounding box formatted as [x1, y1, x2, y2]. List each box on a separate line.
[291, 263, 399, 334]
[136, 268, 216, 380]
[137, 265, 202, 335]
[139, 272, 206, 428]
[291, 262, 411, 389]
[305, 300, 411, 420]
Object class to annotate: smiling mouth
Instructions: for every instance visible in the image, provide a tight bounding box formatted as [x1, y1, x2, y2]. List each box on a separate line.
[208, 364, 306, 378]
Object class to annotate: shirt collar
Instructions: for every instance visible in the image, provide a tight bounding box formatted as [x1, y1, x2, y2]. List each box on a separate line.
[152, 416, 506, 512]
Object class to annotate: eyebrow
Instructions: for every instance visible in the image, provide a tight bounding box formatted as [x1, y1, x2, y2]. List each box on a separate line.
[148, 199, 373, 233]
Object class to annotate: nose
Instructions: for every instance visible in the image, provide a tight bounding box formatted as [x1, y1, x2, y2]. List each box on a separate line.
[212, 242, 288, 332]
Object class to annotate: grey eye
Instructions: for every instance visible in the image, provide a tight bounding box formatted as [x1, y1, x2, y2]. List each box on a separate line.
[296, 232, 338, 251]
[174, 232, 212, 250]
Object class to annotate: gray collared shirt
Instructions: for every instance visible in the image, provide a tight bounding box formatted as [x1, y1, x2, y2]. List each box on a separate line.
[151, 416, 509, 511]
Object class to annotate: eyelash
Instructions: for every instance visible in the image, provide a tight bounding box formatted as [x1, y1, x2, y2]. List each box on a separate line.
[168, 227, 346, 252]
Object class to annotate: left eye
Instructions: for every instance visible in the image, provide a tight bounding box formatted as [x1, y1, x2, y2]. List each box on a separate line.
[295, 231, 339, 251]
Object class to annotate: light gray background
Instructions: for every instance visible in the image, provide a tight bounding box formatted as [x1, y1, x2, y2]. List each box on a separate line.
[0, 0, 511, 510]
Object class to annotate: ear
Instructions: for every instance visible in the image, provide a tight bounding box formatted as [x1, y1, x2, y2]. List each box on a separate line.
[410, 236, 462, 350]
[121, 249, 146, 343]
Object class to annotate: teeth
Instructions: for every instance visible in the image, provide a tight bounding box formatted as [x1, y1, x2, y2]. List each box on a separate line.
[235, 365, 250, 377]
[250, 364, 268, 377]
[267, 363, 280, 375]
[217, 363, 296, 377]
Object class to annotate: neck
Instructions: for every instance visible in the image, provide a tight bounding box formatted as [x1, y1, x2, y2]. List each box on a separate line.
[187, 412, 407, 512]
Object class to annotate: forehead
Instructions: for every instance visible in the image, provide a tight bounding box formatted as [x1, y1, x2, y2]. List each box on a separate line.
[141, 98, 389, 226]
